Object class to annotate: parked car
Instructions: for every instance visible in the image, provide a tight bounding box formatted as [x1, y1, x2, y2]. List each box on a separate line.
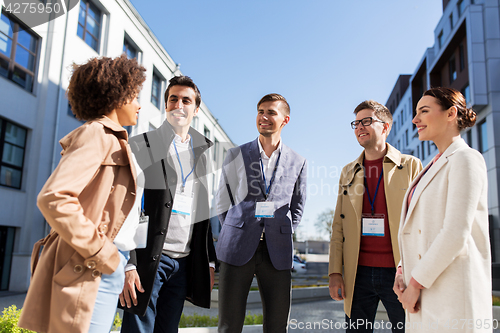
[292, 255, 307, 275]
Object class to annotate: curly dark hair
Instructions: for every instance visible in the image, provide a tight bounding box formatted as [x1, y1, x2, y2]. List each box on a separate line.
[67, 54, 146, 121]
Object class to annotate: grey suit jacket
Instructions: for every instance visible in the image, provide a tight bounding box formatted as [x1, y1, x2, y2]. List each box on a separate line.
[215, 138, 307, 270]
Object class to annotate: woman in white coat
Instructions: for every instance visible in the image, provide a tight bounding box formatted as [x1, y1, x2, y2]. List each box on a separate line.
[394, 87, 492, 332]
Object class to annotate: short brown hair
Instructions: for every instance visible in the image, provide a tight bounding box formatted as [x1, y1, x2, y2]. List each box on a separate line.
[423, 87, 476, 131]
[257, 93, 290, 115]
[67, 54, 146, 121]
[164, 75, 202, 108]
[353, 100, 393, 130]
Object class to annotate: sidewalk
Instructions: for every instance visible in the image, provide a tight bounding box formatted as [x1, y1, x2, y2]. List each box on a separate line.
[3, 290, 500, 332]
[0, 291, 390, 333]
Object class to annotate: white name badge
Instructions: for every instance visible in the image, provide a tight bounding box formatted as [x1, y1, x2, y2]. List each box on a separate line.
[133, 215, 149, 249]
[172, 192, 193, 216]
[362, 214, 385, 237]
[255, 202, 275, 218]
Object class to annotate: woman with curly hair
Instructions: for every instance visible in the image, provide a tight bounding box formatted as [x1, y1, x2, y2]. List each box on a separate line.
[394, 87, 492, 332]
[18, 54, 146, 333]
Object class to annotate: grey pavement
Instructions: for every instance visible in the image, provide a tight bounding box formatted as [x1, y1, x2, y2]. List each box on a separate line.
[3, 291, 500, 332]
[183, 299, 393, 333]
[0, 291, 390, 332]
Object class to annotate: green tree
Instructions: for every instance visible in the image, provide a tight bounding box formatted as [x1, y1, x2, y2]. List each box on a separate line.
[314, 208, 335, 237]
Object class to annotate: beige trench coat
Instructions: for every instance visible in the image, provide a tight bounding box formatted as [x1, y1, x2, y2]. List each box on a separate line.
[18, 117, 136, 333]
[328, 143, 422, 317]
[399, 139, 492, 332]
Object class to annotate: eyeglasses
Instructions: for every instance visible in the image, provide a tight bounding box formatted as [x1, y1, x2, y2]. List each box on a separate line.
[350, 117, 385, 129]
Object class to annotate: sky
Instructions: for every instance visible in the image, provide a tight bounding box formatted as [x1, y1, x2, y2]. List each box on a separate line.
[128, 0, 443, 240]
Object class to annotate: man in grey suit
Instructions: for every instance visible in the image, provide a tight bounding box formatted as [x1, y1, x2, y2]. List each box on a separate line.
[216, 93, 307, 333]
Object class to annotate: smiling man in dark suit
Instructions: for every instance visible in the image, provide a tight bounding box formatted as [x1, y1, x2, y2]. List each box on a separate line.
[119, 76, 216, 333]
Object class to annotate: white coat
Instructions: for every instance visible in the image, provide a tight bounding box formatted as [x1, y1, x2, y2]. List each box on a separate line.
[399, 138, 492, 332]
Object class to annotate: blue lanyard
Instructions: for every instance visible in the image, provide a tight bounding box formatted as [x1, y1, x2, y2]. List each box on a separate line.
[173, 137, 195, 192]
[260, 151, 281, 196]
[364, 169, 384, 216]
[141, 193, 144, 214]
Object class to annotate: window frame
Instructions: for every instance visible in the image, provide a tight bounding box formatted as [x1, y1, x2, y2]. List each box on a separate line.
[213, 138, 219, 162]
[123, 34, 141, 61]
[461, 84, 470, 105]
[204, 126, 210, 140]
[77, 0, 102, 52]
[0, 11, 40, 92]
[449, 55, 457, 83]
[123, 39, 138, 60]
[478, 120, 488, 153]
[459, 43, 465, 71]
[458, 0, 466, 16]
[466, 129, 473, 147]
[150, 71, 163, 109]
[0, 118, 27, 189]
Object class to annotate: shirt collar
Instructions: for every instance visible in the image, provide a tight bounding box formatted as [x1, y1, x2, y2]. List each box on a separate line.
[174, 133, 191, 144]
[258, 137, 282, 159]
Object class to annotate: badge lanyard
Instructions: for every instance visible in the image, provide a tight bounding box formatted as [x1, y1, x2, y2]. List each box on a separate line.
[173, 137, 196, 193]
[364, 170, 383, 216]
[260, 151, 281, 198]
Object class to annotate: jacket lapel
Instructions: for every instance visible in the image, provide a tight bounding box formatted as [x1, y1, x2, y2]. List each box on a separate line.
[149, 121, 175, 163]
[402, 139, 468, 227]
[249, 139, 266, 196]
[268, 144, 288, 200]
[343, 151, 365, 231]
[97, 116, 137, 189]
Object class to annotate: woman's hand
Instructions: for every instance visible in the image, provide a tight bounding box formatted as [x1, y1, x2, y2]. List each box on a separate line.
[393, 273, 406, 300]
[400, 283, 421, 313]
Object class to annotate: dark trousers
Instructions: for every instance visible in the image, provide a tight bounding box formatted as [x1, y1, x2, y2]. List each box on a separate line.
[346, 266, 404, 333]
[122, 254, 187, 333]
[218, 240, 291, 333]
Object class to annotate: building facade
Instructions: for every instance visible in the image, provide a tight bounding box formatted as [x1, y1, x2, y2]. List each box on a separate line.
[386, 0, 500, 271]
[0, 0, 234, 292]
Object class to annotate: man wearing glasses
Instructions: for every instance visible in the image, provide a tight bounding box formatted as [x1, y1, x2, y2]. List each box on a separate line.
[328, 100, 422, 332]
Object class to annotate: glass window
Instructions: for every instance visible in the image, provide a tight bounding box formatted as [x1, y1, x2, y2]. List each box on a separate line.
[0, 12, 39, 92]
[458, 0, 466, 15]
[77, 0, 101, 52]
[123, 38, 138, 59]
[405, 130, 409, 147]
[204, 126, 210, 139]
[479, 120, 488, 153]
[449, 12, 454, 29]
[438, 31, 443, 49]
[449, 56, 457, 83]
[214, 138, 219, 162]
[0, 118, 27, 189]
[421, 141, 425, 160]
[151, 72, 162, 109]
[191, 116, 198, 131]
[466, 130, 472, 147]
[459, 43, 465, 71]
[462, 85, 470, 104]
[222, 148, 227, 163]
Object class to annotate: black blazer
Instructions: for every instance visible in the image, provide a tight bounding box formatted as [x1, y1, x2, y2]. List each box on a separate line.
[121, 121, 217, 316]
